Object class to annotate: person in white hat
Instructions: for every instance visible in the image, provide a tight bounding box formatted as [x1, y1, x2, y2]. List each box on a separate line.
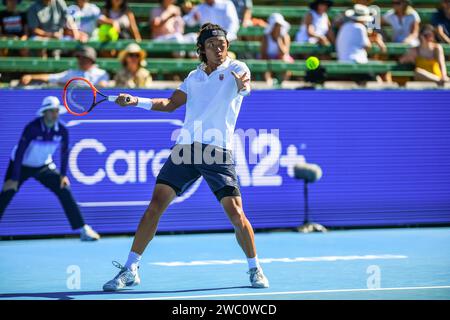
[113, 43, 152, 88]
[0, 96, 100, 241]
[261, 12, 293, 86]
[336, 4, 385, 64]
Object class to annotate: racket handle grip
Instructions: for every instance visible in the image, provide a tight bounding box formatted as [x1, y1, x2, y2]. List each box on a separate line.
[108, 95, 131, 103]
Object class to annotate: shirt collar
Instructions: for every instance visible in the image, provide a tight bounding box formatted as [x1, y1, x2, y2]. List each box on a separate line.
[199, 56, 232, 73]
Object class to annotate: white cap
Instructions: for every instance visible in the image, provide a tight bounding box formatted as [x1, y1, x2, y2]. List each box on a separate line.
[264, 13, 290, 36]
[36, 96, 67, 116]
[344, 4, 376, 23]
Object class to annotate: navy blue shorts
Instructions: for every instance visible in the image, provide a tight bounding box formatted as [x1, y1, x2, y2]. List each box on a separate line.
[156, 142, 241, 201]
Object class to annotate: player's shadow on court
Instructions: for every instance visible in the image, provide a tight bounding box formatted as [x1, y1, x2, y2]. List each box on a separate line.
[0, 285, 252, 300]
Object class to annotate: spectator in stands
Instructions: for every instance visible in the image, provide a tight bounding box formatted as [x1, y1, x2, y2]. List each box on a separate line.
[431, 0, 450, 43]
[0, 0, 28, 56]
[113, 43, 152, 88]
[100, 0, 141, 41]
[178, 0, 195, 16]
[333, 0, 374, 28]
[336, 4, 386, 64]
[67, 0, 104, 42]
[150, 0, 198, 59]
[183, 0, 240, 41]
[296, 0, 334, 45]
[231, 0, 251, 27]
[400, 24, 449, 85]
[20, 46, 110, 87]
[27, 0, 68, 40]
[382, 0, 420, 46]
[150, 0, 185, 40]
[0, 0, 27, 39]
[231, 0, 265, 28]
[261, 13, 293, 86]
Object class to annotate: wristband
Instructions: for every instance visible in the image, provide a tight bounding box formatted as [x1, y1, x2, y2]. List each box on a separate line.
[136, 98, 153, 110]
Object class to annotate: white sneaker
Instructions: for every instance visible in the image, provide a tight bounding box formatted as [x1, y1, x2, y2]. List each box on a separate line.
[80, 224, 100, 241]
[248, 267, 269, 288]
[103, 261, 140, 292]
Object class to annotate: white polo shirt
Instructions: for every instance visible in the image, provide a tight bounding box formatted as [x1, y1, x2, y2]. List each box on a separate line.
[175, 57, 250, 150]
[336, 21, 370, 63]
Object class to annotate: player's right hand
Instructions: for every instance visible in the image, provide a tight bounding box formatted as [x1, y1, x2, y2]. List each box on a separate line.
[3, 180, 18, 192]
[115, 94, 138, 107]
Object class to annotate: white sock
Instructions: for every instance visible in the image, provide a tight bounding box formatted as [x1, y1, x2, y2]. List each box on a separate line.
[247, 256, 261, 270]
[125, 251, 141, 272]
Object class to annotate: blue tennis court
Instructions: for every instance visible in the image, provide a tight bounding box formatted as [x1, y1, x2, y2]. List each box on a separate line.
[1, 227, 449, 300]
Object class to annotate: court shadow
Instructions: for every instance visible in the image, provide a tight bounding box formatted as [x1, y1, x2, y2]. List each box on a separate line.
[0, 285, 252, 300]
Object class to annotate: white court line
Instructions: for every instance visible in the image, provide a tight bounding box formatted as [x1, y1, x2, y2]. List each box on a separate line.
[79, 201, 149, 207]
[149, 254, 408, 267]
[121, 285, 450, 300]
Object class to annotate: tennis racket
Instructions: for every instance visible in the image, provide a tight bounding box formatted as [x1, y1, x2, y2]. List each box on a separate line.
[62, 77, 131, 116]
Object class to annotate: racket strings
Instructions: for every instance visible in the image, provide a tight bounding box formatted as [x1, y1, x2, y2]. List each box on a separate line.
[65, 79, 96, 114]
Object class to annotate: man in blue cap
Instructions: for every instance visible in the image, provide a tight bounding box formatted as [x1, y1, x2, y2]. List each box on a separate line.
[0, 96, 100, 241]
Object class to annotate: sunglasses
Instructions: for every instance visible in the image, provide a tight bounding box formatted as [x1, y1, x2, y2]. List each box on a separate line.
[127, 53, 141, 58]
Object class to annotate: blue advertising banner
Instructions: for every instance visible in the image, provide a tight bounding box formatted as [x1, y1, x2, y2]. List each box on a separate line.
[0, 89, 450, 236]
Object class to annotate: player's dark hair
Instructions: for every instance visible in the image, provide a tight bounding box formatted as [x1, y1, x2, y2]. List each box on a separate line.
[196, 23, 229, 64]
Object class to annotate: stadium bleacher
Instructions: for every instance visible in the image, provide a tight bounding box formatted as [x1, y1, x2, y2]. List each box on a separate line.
[0, 0, 448, 88]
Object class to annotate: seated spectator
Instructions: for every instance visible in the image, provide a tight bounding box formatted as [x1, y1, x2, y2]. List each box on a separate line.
[336, 4, 385, 63]
[0, 0, 27, 39]
[113, 43, 152, 88]
[261, 13, 293, 85]
[382, 0, 420, 46]
[333, 0, 374, 28]
[232, 0, 252, 27]
[400, 24, 449, 85]
[67, 0, 103, 42]
[183, 0, 240, 41]
[21, 46, 110, 87]
[230, 0, 265, 28]
[0, 0, 28, 56]
[100, 0, 141, 41]
[431, 0, 450, 43]
[150, 0, 185, 40]
[178, 0, 194, 16]
[151, 0, 198, 59]
[296, 0, 334, 45]
[27, 0, 68, 40]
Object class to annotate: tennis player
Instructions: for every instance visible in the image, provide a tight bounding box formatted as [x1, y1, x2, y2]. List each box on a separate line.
[0, 96, 100, 241]
[103, 23, 269, 291]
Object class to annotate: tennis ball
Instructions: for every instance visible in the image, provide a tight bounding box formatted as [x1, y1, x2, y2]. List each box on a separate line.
[306, 56, 320, 70]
